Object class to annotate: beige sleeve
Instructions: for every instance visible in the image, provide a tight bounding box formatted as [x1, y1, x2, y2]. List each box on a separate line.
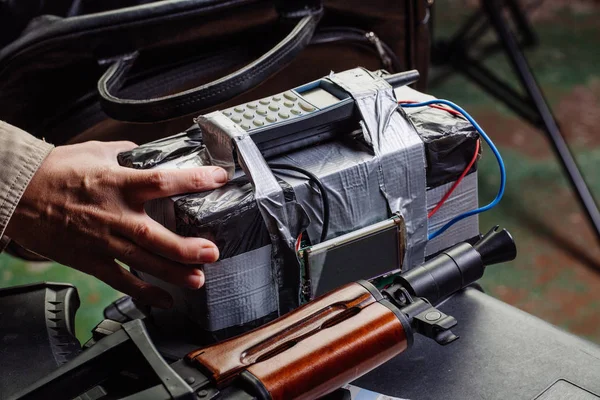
[0, 121, 54, 250]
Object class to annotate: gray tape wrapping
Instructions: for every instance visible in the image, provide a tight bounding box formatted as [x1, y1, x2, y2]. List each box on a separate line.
[274, 143, 385, 243]
[190, 245, 277, 331]
[425, 172, 479, 255]
[197, 113, 308, 326]
[329, 68, 428, 266]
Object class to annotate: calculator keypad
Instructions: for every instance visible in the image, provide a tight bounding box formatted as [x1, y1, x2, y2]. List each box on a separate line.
[221, 90, 317, 131]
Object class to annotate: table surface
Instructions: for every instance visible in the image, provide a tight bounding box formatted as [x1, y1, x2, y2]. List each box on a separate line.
[355, 287, 600, 400]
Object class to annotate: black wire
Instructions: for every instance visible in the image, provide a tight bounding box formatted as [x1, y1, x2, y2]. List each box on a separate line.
[268, 163, 330, 243]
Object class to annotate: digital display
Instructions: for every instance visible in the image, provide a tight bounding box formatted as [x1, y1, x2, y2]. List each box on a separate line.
[301, 88, 341, 109]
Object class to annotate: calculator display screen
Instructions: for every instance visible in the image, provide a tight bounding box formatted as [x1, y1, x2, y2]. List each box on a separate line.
[301, 88, 341, 109]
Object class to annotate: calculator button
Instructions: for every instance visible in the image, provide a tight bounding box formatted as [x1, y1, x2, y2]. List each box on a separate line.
[290, 108, 302, 115]
[247, 103, 258, 109]
[284, 101, 294, 108]
[259, 99, 270, 105]
[299, 102, 315, 112]
[266, 115, 277, 123]
[278, 112, 289, 119]
[283, 92, 297, 101]
[253, 119, 265, 127]
[269, 104, 280, 112]
[234, 106, 245, 113]
[240, 123, 251, 130]
[231, 116, 242, 123]
[256, 108, 268, 116]
[272, 95, 282, 102]
[223, 110, 232, 116]
[243, 112, 254, 120]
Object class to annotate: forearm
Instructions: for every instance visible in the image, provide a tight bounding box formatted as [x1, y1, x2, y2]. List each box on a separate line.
[0, 120, 54, 250]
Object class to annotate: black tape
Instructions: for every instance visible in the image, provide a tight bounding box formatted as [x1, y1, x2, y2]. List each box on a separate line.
[406, 107, 479, 188]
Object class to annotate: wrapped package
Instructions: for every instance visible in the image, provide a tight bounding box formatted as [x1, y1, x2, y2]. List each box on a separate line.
[119, 70, 480, 335]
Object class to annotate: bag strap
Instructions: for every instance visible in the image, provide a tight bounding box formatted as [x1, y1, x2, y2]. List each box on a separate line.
[98, 12, 322, 123]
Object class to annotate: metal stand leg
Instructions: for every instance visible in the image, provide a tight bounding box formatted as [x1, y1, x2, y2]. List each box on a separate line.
[433, 0, 600, 242]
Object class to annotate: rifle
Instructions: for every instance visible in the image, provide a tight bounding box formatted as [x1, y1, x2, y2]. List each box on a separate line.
[10, 226, 516, 400]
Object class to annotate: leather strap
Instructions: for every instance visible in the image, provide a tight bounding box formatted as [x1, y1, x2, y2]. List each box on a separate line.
[275, 0, 322, 18]
[98, 12, 322, 123]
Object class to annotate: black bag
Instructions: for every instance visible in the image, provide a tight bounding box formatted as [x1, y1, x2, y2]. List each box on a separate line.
[0, 0, 432, 146]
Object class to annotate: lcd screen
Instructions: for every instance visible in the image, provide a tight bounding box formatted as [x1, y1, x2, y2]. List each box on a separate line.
[301, 88, 341, 109]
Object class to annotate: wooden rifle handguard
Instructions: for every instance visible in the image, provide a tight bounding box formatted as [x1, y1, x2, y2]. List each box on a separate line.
[186, 282, 409, 399]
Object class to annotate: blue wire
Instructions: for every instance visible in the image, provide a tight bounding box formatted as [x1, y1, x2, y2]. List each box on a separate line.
[400, 99, 506, 240]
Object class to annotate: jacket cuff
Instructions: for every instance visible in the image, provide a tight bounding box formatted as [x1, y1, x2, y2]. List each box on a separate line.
[0, 121, 54, 248]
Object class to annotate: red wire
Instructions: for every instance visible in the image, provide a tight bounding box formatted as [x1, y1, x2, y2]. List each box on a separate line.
[398, 100, 464, 117]
[397, 100, 479, 218]
[428, 139, 480, 219]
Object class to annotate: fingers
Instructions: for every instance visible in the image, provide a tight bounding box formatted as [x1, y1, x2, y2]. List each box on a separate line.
[91, 261, 174, 309]
[122, 166, 229, 203]
[109, 236, 205, 289]
[119, 216, 220, 265]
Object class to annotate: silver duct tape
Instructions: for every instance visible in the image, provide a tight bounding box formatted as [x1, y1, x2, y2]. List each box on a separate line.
[191, 245, 277, 332]
[329, 68, 428, 267]
[425, 172, 479, 255]
[197, 114, 239, 178]
[197, 113, 308, 324]
[138, 245, 278, 332]
[273, 141, 387, 243]
[199, 112, 306, 251]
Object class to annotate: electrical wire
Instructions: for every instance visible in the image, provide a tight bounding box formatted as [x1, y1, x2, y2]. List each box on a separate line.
[428, 139, 480, 219]
[400, 99, 506, 240]
[399, 99, 481, 218]
[268, 163, 330, 243]
[398, 100, 464, 118]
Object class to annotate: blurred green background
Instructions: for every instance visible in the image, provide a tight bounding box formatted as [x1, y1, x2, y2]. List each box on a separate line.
[1, 0, 599, 344]
[431, 0, 600, 343]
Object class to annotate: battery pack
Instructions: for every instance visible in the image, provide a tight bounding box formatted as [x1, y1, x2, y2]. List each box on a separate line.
[118, 73, 480, 335]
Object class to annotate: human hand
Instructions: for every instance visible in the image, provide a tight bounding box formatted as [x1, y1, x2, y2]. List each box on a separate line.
[5, 140, 229, 308]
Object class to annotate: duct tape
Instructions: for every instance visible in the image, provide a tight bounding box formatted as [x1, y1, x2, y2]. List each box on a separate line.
[425, 172, 479, 255]
[186, 245, 278, 331]
[197, 114, 239, 179]
[197, 113, 309, 321]
[272, 139, 388, 243]
[329, 68, 428, 267]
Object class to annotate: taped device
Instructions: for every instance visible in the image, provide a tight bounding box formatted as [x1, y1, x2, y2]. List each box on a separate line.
[119, 68, 484, 337]
[214, 70, 419, 158]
